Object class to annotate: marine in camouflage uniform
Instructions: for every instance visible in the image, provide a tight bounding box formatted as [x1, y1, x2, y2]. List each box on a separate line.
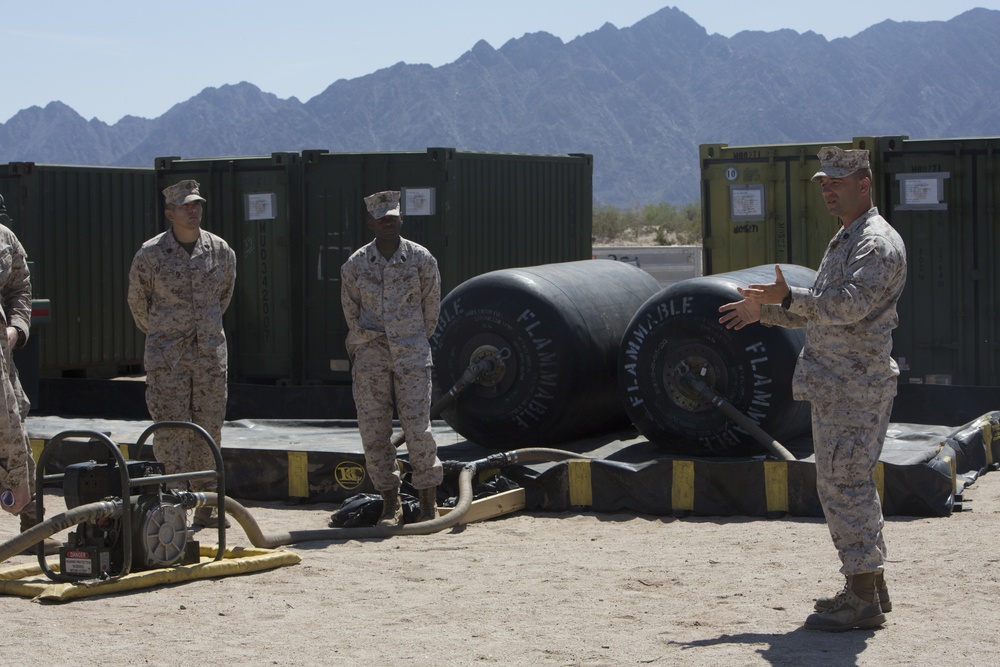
[127, 180, 236, 525]
[0, 221, 33, 519]
[720, 147, 907, 631]
[0, 207, 32, 423]
[341, 190, 443, 526]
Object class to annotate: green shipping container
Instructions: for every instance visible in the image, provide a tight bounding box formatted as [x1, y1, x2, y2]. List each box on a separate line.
[0, 162, 156, 376]
[301, 148, 594, 384]
[700, 137, 878, 275]
[877, 136, 1000, 387]
[701, 134, 1000, 389]
[155, 153, 301, 385]
[158, 148, 593, 386]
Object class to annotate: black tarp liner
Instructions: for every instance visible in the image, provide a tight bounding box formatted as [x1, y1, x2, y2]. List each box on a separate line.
[25, 410, 1000, 518]
[506, 414, 999, 517]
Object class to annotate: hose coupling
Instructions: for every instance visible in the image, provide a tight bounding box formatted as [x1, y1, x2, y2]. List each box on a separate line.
[174, 491, 210, 510]
[483, 451, 517, 468]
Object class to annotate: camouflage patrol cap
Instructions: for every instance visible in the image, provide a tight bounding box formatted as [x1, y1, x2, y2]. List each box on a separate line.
[162, 179, 207, 206]
[364, 190, 401, 219]
[811, 147, 870, 181]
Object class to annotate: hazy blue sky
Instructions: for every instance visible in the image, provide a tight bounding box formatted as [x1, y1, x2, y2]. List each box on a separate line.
[2, 1, 996, 123]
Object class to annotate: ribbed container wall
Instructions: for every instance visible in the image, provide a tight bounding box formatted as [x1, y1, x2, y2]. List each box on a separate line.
[155, 153, 301, 385]
[299, 150, 365, 385]
[305, 148, 593, 384]
[0, 149, 592, 389]
[0, 163, 156, 375]
[700, 134, 1000, 389]
[445, 151, 593, 282]
[877, 136, 1000, 387]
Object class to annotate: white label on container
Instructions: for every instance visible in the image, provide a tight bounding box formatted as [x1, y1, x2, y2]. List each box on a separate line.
[247, 193, 276, 220]
[895, 172, 949, 211]
[903, 178, 939, 206]
[401, 187, 436, 216]
[731, 188, 763, 218]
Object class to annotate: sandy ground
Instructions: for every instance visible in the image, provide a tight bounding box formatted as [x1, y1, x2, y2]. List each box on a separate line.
[0, 466, 997, 667]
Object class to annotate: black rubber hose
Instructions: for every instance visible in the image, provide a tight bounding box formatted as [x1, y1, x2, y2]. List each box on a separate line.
[0, 447, 592, 558]
[680, 372, 797, 461]
[192, 464, 477, 547]
[0, 500, 123, 563]
[199, 447, 590, 547]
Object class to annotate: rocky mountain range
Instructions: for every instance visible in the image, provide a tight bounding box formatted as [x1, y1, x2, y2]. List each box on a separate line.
[2, 7, 999, 206]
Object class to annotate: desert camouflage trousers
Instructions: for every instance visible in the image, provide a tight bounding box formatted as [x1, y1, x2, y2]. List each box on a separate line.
[146, 360, 227, 493]
[811, 397, 893, 575]
[11, 368, 39, 519]
[0, 338, 28, 495]
[352, 340, 442, 493]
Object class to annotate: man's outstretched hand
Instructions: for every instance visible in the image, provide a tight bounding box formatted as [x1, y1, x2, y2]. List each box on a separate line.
[736, 265, 789, 305]
[718, 298, 760, 330]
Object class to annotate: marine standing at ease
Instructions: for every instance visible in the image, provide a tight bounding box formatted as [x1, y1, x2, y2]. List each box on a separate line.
[341, 190, 443, 527]
[0, 198, 60, 554]
[128, 180, 236, 529]
[0, 207, 33, 525]
[719, 147, 907, 632]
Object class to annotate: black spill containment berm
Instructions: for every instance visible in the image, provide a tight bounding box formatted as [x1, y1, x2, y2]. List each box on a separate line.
[23, 409, 1000, 519]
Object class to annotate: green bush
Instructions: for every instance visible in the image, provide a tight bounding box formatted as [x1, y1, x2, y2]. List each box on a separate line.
[592, 201, 702, 245]
[592, 205, 629, 243]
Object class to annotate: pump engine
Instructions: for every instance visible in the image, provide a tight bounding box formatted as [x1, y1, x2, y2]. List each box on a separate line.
[56, 459, 200, 578]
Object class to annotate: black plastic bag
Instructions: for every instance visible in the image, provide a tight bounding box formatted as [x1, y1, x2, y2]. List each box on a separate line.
[442, 473, 520, 508]
[328, 491, 421, 527]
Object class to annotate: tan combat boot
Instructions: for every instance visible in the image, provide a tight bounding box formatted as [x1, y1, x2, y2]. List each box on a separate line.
[376, 488, 404, 527]
[805, 572, 886, 632]
[416, 486, 439, 523]
[815, 570, 892, 613]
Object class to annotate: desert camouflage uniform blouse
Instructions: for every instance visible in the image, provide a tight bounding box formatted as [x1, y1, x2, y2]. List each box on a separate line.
[127, 229, 236, 371]
[340, 237, 440, 369]
[760, 208, 907, 404]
